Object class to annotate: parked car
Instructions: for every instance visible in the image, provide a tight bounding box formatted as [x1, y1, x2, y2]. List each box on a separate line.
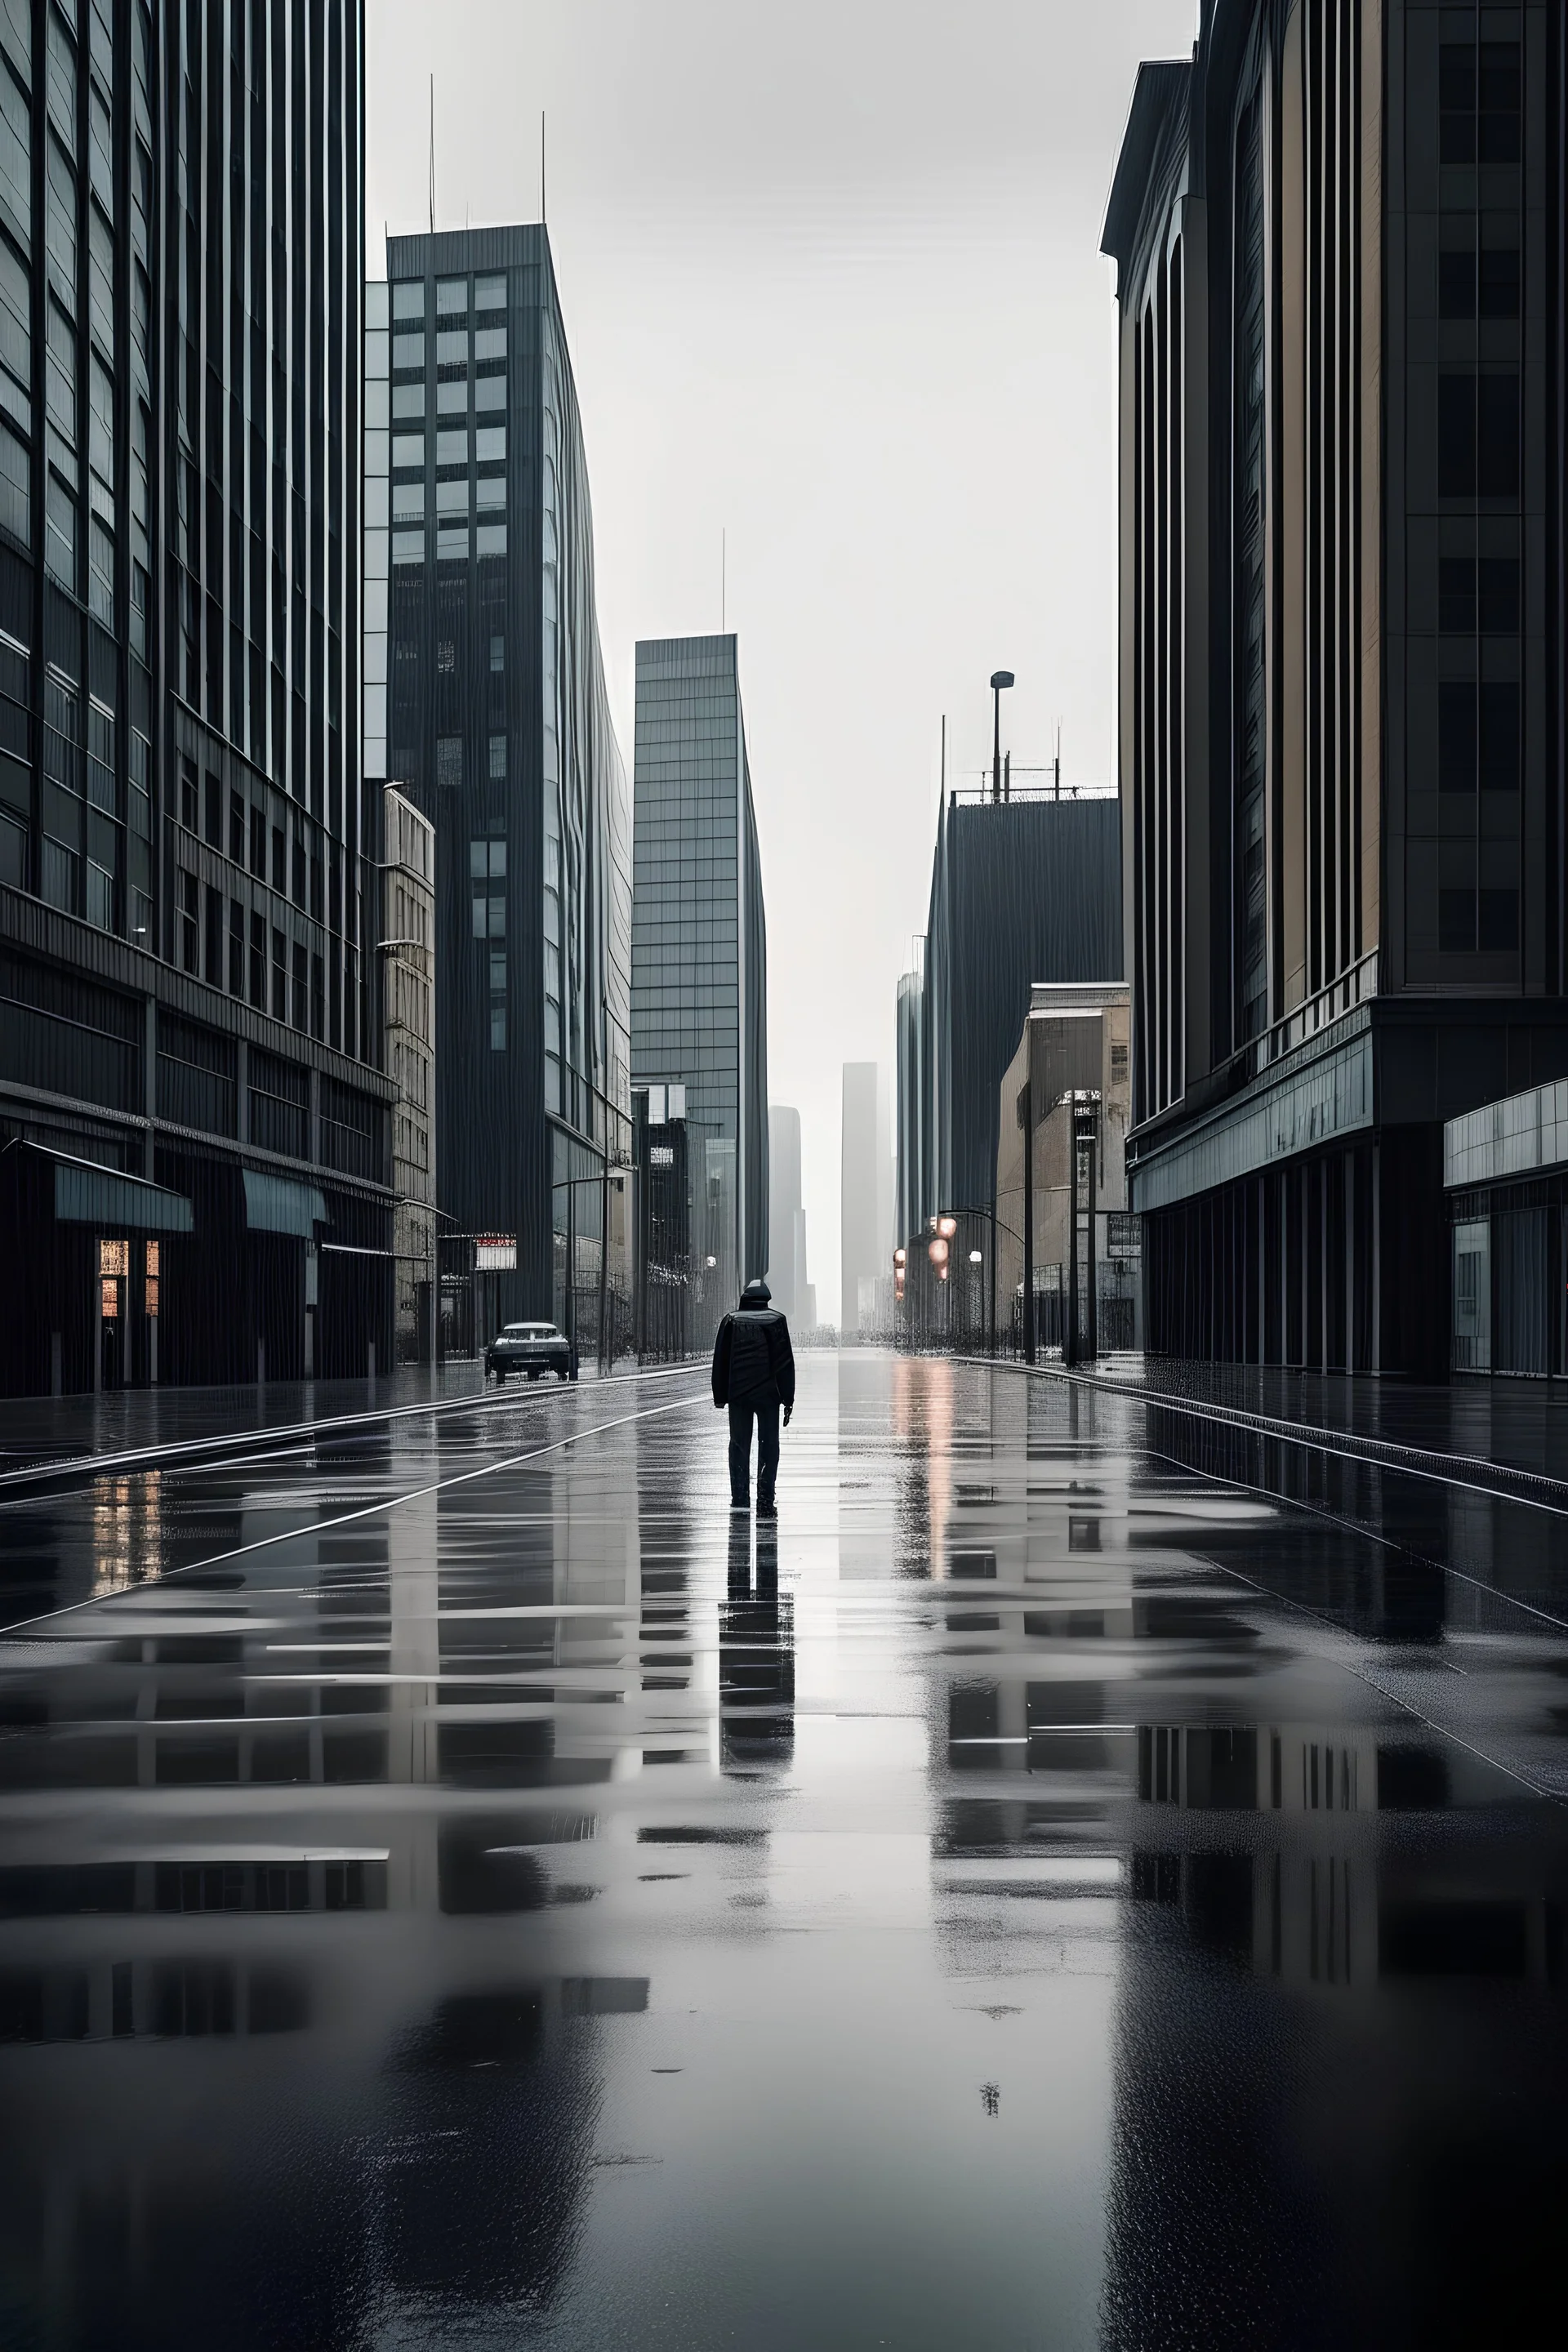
[486, 1321, 571, 1382]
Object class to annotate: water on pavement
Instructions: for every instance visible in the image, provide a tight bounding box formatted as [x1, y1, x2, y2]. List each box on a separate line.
[0, 1354, 1564, 2350]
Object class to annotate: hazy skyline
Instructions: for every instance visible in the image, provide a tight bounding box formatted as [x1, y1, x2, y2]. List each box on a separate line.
[366, 0, 1197, 1313]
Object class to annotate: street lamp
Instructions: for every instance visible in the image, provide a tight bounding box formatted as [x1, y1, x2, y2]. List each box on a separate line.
[989, 670, 1014, 804]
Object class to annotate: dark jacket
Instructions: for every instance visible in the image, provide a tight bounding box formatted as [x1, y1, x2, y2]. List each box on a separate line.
[712, 1305, 795, 1410]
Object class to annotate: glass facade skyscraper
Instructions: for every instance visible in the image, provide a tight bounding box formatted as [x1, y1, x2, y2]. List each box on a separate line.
[373, 227, 631, 1344]
[0, 0, 394, 1398]
[631, 632, 768, 1345]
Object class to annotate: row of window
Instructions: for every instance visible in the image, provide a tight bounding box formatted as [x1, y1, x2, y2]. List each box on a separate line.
[390, 522, 507, 566]
[386, 426, 507, 470]
[385, 479, 506, 520]
[390, 274, 507, 321]
[176, 875, 336, 1040]
[176, 760, 346, 933]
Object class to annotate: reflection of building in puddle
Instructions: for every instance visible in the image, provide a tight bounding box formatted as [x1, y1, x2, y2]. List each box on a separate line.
[719, 1517, 794, 1773]
[0, 1441, 664, 2330]
[0, 1905, 636, 2339]
[90, 1471, 164, 1601]
[1126, 1720, 1559, 1991]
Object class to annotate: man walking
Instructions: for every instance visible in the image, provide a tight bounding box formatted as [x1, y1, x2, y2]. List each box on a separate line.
[711, 1277, 795, 1516]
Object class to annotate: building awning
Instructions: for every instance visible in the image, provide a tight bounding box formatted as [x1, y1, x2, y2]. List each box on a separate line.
[243, 1169, 328, 1238]
[47, 1150, 194, 1235]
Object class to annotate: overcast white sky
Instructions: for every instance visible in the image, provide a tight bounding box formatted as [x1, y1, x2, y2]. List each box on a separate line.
[367, 0, 1196, 1318]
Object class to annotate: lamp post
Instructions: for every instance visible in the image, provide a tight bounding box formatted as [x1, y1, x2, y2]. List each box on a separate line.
[1021, 1055, 1036, 1364]
[989, 670, 1015, 804]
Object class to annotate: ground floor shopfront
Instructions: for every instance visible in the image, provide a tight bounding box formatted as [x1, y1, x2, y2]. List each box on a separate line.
[0, 896, 397, 1399]
[1130, 1000, 1568, 1380]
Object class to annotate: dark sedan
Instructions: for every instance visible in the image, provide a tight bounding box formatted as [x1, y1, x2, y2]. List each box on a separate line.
[485, 1321, 571, 1382]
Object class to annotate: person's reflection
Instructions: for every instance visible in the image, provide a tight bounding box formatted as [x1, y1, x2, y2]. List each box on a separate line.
[719, 1516, 795, 1773]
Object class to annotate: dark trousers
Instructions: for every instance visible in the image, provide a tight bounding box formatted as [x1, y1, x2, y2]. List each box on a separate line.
[728, 1393, 780, 1507]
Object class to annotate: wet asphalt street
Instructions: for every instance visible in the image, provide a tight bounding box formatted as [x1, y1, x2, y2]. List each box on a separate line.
[0, 1352, 1566, 2351]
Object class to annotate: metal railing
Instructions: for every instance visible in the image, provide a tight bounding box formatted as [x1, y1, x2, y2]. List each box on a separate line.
[1245, 949, 1378, 1079]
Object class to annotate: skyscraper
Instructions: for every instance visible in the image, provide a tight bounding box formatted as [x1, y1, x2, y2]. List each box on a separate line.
[895, 954, 926, 1254]
[0, 0, 394, 1397]
[1104, 5, 1567, 1372]
[630, 632, 768, 1346]
[767, 1102, 805, 1317]
[840, 1060, 891, 1335]
[912, 787, 1122, 1237]
[371, 227, 632, 1348]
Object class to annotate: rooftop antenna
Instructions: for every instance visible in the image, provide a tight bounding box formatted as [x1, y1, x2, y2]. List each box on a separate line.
[721, 529, 726, 632]
[1054, 719, 1062, 801]
[427, 76, 434, 234]
[541, 112, 546, 224]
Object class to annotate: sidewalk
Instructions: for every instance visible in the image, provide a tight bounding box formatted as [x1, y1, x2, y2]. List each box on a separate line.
[0, 1357, 616, 1476]
[1065, 1353, 1568, 1490]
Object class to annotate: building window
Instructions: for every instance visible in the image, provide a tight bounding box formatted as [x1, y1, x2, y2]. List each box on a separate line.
[88, 514, 113, 624]
[436, 735, 461, 790]
[1437, 376, 1518, 501]
[1439, 42, 1520, 167]
[250, 911, 265, 1009]
[489, 633, 505, 673]
[489, 948, 506, 1051]
[180, 870, 198, 972]
[1478, 558, 1521, 633]
[488, 732, 506, 780]
[470, 836, 506, 938]
[0, 419, 29, 546]
[229, 899, 244, 995]
[1479, 248, 1520, 321]
[1478, 682, 1519, 793]
[205, 884, 223, 983]
[1438, 248, 1475, 320]
[292, 939, 308, 1031]
[271, 926, 287, 1020]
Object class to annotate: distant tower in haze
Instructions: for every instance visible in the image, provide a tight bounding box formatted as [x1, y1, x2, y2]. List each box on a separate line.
[768, 1105, 806, 1317]
[630, 634, 768, 1348]
[841, 1062, 892, 1336]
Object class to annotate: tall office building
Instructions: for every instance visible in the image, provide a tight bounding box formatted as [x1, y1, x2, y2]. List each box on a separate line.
[0, 0, 395, 1397]
[840, 1060, 891, 1334]
[381, 785, 434, 1363]
[630, 632, 768, 1346]
[1104, 4, 1567, 1372]
[767, 1101, 806, 1317]
[904, 786, 1122, 1243]
[370, 228, 632, 1344]
[895, 953, 926, 1254]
